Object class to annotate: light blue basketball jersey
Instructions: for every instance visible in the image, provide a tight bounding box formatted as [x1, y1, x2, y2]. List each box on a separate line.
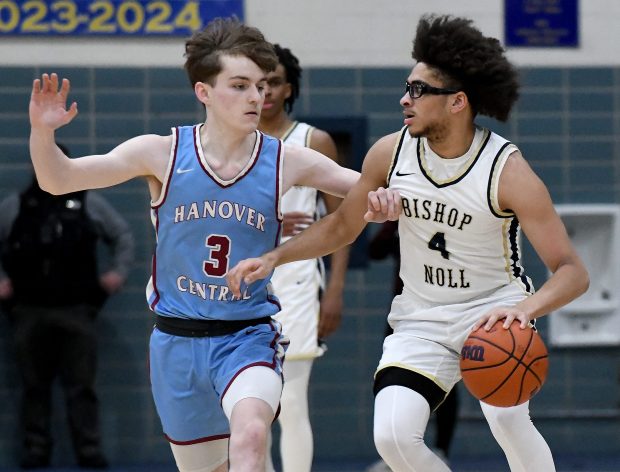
[147, 125, 282, 321]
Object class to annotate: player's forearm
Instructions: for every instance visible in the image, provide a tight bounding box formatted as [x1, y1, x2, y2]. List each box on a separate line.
[326, 245, 350, 292]
[29, 129, 72, 194]
[273, 212, 357, 268]
[516, 261, 589, 320]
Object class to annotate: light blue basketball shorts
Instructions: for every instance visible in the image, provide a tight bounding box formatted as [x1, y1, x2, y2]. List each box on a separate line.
[149, 319, 287, 443]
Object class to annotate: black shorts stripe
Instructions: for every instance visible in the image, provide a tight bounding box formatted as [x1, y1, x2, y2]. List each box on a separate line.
[373, 366, 447, 412]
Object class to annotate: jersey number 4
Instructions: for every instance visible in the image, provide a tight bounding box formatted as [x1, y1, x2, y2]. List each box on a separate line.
[203, 234, 231, 277]
[428, 232, 450, 259]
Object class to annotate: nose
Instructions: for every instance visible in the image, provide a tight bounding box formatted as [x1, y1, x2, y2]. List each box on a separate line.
[249, 85, 262, 103]
[400, 92, 412, 107]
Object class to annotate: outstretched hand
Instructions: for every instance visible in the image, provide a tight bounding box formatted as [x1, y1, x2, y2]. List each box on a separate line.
[30, 73, 78, 130]
[226, 255, 275, 298]
[364, 187, 401, 223]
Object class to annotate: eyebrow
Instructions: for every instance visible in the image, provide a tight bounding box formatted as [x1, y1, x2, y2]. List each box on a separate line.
[228, 75, 268, 82]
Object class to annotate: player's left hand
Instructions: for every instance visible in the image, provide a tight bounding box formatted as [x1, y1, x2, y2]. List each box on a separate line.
[364, 187, 401, 223]
[472, 305, 530, 332]
[318, 286, 343, 338]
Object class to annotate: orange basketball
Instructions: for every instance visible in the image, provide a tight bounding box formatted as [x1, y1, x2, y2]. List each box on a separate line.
[459, 321, 548, 407]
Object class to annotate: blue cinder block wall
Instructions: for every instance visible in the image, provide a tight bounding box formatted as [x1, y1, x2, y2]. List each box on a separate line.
[0, 66, 619, 468]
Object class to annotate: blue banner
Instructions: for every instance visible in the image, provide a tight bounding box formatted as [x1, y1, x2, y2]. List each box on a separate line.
[0, 0, 243, 36]
[505, 0, 579, 47]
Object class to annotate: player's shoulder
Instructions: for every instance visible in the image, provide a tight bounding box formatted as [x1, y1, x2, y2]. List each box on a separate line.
[126, 132, 172, 149]
[366, 131, 402, 161]
[307, 126, 338, 159]
[308, 127, 332, 145]
[128, 133, 174, 162]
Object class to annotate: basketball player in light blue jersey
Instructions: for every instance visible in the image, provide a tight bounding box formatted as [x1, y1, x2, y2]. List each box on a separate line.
[228, 14, 589, 472]
[28, 18, 359, 472]
[258, 44, 350, 472]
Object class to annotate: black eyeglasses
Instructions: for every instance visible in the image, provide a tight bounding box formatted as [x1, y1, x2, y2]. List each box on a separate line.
[405, 81, 459, 99]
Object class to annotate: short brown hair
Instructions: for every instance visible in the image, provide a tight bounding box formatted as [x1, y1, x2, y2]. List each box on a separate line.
[184, 17, 277, 87]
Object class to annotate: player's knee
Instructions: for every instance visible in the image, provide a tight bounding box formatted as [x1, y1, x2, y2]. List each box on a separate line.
[279, 395, 307, 421]
[373, 425, 396, 460]
[232, 416, 270, 450]
[374, 417, 423, 457]
[482, 401, 531, 431]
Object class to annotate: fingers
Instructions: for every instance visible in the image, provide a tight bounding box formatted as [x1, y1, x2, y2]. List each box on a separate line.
[473, 307, 530, 332]
[226, 265, 245, 298]
[387, 190, 401, 220]
[60, 77, 71, 98]
[318, 316, 340, 338]
[67, 101, 79, 120]
[32, 78, 41, 95]
[226, 258, 268, 298]
[50, 73, 59, 93]
[363, 210, 381, 223]
[34, 73, 71, 96]
[367, 188, 401, 222]
[282, 212, 314, 225]
[41, 73, 55, 93]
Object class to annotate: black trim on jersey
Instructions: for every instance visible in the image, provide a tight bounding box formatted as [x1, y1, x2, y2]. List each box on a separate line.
[386, 127, 408, 185]
[486, 141, 515, 218]
[418, 128, 491, 189]
[508, 217, 533, 294]
[281, 121, 299, 142]
[304, 125, 313, 147]
[373, 366, 447, 412]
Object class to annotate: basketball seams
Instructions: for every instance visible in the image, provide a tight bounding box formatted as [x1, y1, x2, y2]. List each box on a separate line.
[460, 321, 549, 407]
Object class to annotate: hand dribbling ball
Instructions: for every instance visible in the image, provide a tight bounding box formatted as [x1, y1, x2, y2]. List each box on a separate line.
[460, 321, 548, 407]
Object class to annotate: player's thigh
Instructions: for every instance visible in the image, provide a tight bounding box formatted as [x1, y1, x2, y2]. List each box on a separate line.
[222, 365, 283, 419]
[170, 439, 228, 472]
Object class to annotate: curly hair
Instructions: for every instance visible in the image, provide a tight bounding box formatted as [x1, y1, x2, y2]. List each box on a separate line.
[273, 44, 302, 113]
[184, 17, 277, 87]
[412, 14, 519, 122]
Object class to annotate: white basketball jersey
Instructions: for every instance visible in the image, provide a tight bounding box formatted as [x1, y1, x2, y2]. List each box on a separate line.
[271, 121, 324, 359]
[388, 126, 534, 307]
[278, 122, 319, 224]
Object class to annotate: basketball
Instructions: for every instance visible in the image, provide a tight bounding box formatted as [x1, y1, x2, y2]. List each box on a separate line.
[459, 321, 549, 407]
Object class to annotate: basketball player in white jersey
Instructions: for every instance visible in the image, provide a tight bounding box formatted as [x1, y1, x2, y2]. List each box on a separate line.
[28, 18, 359, 472]
[258, 44, 350, 472]
[228, 14, 589, 472]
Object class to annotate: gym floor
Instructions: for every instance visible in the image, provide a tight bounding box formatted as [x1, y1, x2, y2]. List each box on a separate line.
[1, 454, 619, 472]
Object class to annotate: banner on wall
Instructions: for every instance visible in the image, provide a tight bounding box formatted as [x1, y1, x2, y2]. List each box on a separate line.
[0, 0, 243, 36]
[505, 0, 579, 47]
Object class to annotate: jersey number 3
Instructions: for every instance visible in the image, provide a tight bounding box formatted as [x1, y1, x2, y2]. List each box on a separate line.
[203, 234, 231, 277]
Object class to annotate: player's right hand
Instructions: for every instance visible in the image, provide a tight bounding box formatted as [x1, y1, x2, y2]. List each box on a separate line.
[30, 73, 78, 130]
[281, 211, 314, 237]
[226, 255, 275, 298]
[364, 187, 401, 223]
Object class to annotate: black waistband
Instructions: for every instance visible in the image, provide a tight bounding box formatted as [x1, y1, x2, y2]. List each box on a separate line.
[155, 315, 271, 338]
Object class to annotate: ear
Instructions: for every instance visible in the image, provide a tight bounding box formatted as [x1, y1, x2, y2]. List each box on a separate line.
[194, 81, 210, 106]
[450, 91, 468, 114]
[283, 82, 292, 100]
